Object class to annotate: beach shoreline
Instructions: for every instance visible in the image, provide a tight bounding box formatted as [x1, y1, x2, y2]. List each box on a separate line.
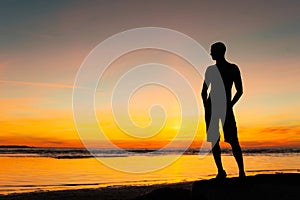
[1, 173, 299, 200]
[0, 181, 193, 200]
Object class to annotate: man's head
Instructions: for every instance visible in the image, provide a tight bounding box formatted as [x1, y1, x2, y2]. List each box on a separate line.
[210, 42, 226, 61]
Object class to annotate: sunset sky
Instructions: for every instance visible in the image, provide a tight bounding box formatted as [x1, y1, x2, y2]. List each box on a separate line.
[0, 0, 299, 148]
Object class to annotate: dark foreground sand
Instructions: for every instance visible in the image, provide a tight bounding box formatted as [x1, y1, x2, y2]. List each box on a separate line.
[0, 173, 299, 200]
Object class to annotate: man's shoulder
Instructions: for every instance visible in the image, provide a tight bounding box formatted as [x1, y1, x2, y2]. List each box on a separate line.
[227, 62, 239, 68]
[227, 62, 240, 73]
[206, 64, 217, 71]
[205, 65, 219, 77]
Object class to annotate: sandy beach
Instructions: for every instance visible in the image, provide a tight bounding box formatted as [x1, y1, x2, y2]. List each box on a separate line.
[0, 173, 298, 200]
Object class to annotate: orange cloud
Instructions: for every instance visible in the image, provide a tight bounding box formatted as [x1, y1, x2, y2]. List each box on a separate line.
[0, 80, 77, 89]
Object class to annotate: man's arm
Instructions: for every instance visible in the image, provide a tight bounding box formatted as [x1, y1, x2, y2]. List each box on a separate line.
[201, 81, 208, 106]
[231, 67, 243, 107]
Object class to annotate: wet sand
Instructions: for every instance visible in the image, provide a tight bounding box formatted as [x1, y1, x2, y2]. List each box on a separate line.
[0, 173, 299, 200]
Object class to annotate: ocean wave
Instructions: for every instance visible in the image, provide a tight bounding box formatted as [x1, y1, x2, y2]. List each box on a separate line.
[0, 147, 299, 159]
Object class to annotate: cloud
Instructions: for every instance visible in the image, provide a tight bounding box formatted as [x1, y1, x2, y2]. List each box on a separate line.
[0, 79, 79, 89]
[260, 125, 300, 135]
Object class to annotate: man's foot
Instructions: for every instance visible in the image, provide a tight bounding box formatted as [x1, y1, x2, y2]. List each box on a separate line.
[239, 171, 246, 180]
[215, 170, 227, 180]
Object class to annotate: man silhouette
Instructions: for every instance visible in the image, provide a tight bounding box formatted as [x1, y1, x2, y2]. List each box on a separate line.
[201, 42, 245, 179]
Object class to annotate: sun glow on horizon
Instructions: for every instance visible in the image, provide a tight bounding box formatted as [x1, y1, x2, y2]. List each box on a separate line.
[0, 1, 299, 149]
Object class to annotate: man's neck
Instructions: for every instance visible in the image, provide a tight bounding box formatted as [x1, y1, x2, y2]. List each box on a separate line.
[216, 58, 227, 65]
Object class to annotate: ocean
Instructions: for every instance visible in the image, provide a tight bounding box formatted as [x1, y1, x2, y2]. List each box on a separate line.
[1, 147, 299, 195]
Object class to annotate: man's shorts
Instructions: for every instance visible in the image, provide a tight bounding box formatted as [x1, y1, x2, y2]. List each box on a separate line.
[204, 98, 238, 143]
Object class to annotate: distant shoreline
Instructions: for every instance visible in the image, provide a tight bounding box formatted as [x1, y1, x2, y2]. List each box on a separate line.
[0, 145, 300, 159]
[0, 145, 35, 148]
[0, 146, 299, 159]
[1, 145, 300, 150]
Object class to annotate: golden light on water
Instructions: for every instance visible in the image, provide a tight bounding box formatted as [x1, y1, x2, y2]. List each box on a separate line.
[1, 153, 299, 194]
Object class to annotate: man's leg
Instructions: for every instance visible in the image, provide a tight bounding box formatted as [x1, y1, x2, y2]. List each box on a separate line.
[224, 108, 245, 177]
[212, 142, 226, 178]
[230, 141, 245, 177]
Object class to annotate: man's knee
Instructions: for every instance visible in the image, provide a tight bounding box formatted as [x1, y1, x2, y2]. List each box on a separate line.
[229, 141, 242, 155]
[212, 142, 221, 154]
[229, 140, 240, 148]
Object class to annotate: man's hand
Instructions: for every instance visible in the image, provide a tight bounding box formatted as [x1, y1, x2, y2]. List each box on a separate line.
[231, 90, 243, 107]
